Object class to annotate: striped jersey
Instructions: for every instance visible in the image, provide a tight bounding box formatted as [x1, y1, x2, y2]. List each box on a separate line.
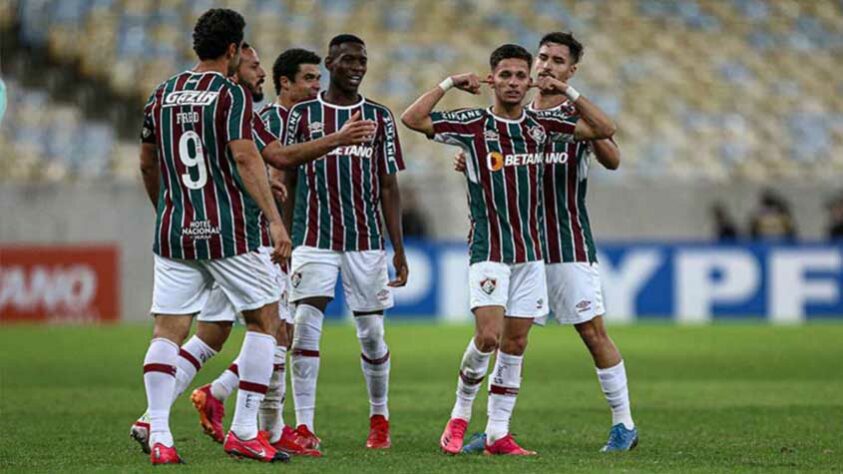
[529, 101, 597, 264]
[284, 92, 404, 251]
[252, 108, 281, 249]
[141, 70, 265, 260]
[429, 107, 578, 264]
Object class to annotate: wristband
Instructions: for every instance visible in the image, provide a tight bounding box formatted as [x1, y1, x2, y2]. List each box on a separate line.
[565, 85, 581, 102]
[438, 77, 454, 92]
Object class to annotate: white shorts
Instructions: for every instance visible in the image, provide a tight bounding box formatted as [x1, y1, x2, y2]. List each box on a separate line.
[537, 262, 605, 326]
[289, 246, 393, 313]
[469, 260, 548, 319]
[196, 248, 293, 324]
[150, 249, 280, 316]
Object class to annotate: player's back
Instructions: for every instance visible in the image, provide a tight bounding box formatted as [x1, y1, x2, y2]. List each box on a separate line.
[142, 70, 262, 260]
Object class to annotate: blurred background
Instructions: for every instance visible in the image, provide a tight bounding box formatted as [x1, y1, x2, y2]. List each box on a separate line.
[1, 0, 842, 324]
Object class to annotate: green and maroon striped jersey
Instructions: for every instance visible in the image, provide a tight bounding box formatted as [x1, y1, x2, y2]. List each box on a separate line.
[284, 92, 404, 251]
[529, 102, 597, 264]
[253, 109, 281, 249]
[430, 107, 578, 264]
[141, 70, 265, 260]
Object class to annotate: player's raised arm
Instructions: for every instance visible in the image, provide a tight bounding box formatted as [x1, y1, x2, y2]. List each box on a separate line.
[593, 137, 621, 170]
[400, 73, 483, 136]
[262, 111, 376, 169]
[534, 76, 616, 140]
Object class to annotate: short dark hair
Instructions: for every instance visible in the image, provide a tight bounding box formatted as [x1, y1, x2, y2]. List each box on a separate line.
[539, 32, 584, 64]
[489, 44, 533, 70]
[272, 48, 322, 95]
[329, 34, 365, 50]
[192, 8, 245, 61]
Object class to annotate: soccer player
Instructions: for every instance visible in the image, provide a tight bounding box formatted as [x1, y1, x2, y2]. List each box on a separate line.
[283, 34, 408, 450]
[137, 9, 290, 464]
[455, 32, 637, 453]
[130, 44, 374, 458]
[400, 44, 614, 455]
[193, 48, 349, 458]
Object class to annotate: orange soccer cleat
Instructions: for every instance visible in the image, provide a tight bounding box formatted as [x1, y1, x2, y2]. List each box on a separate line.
[190, 384, 225, 443]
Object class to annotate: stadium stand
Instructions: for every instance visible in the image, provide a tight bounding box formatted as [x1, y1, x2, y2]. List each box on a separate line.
[1, 0, 842, 183]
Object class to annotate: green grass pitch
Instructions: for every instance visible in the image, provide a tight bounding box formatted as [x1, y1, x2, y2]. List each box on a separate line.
[2, 323, 842, 473]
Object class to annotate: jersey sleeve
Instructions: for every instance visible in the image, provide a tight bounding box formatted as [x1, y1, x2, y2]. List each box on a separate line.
[539, 112, 579, 144]
[428, 109, 480, 148]
[283, 105, 307, 146]
[251, 114, 278, 153]
[223, 83, 254, 143]
[139, 87, 159, 144]
[377, 108, 405, 175]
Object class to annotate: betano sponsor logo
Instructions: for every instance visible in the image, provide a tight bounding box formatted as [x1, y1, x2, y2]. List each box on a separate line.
[163, 90, 219, 107]
[327, 144, 374, 159]
[486, 151, 569, 171]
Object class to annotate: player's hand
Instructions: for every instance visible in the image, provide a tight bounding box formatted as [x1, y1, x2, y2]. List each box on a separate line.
[270, 178, 288, 203]
[337, 111, 377, 146]
[453, 151, 467, 173]
[269, 221, 292, 264]
[451, 73, 484, 95]
[388, 251, 409, 287]
[533, 75, 568, 94]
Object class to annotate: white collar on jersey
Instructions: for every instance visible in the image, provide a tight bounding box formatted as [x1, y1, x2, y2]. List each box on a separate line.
[486, 106, 525, 124]
[185, 70, 227, 80]
[318, 91, 365, 109]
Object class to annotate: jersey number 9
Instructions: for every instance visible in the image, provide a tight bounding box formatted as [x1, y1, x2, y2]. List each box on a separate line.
[179, 131, 208, 189]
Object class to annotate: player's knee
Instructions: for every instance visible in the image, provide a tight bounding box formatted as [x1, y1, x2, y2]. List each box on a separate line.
[195, 322, 232, 351]
[474, 330, 500, 353]
[576, 319, 607, 348]
[501, 333, 528, 355]
[292, 304, 324, 349]
[152, 318, 191, 344]
[355, 315, 386, 356]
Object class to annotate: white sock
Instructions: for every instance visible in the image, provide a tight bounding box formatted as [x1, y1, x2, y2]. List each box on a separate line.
[485, 351, 523, 443]
[291, 304, 323, 431]
[173, 336, 217, 403]
[143, 337, 179, 447]
[230, 332, 275, 440]
[210, 359, 240, 402]
[355, 314, 390, 419]
[259, 345, 287, 443]
[596, 360, 634, 429]
[451, 338, 492, 422]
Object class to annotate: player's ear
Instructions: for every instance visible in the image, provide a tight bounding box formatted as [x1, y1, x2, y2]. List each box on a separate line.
[568, 63, 578, 79]
[324, 55, 334, 70]
[227, 42, 238, 60]
[280, 76, 291, 91]
[486, 73, 494, 85]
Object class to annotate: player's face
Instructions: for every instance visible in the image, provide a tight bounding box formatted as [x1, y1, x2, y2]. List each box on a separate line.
[489, 58, 532, 106]
[237, 47, 266, 102]
[534, 42, 577, 83]
[326, 43, 367, 93]
[290, 64, 322, 103]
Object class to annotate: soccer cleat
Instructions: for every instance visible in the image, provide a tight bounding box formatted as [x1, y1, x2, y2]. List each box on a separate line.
[129, 418, 151, 454]
[439, 418, 468, 454]
[295, 424, 322, 450]
[600, 423, 639, 452]
[484, 434, 537, 456]
[272, 425, 322, 457]
[224, 431, 290, 463]
[150, 443, 184, 465]
[190, 384, 225, 443]
[460, 432, 486, 454]
[366, 415, 391, 449]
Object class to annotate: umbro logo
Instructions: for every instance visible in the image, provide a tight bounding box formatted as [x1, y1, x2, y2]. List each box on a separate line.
[308, 121, 323, 134]
[484, 129, 499, 141]
[576, 300, 591, 312]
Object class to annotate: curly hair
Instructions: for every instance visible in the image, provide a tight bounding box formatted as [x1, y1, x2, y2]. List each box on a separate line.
[192, 8, 246, 61]
[272, 49, 321, 95]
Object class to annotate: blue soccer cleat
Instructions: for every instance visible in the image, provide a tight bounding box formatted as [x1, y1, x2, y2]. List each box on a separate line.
[600, 423, 638, 452]
[460, 432, 486, 454]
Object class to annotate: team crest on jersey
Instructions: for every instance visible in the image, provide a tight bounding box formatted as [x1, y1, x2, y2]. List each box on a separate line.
[528, 125, 546, 144]
[576, 300, 591, 313]
[308, 121, 323, 134]
[484, 129, 499, 141]
[480, 278, 497, 295]
[291, 272, 302, 288]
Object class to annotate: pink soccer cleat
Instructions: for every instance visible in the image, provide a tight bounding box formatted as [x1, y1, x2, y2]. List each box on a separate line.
[223, 431, 290, 462]
[484, 434, 537, 456]
[440, 418, 468, 455]
[366, 415, 391, 449]
[190, 384, 225, 443]
[150, 443, 184, 465]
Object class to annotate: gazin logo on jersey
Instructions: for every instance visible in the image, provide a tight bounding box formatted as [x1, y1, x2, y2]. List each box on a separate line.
[163, 90, 219, 107]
